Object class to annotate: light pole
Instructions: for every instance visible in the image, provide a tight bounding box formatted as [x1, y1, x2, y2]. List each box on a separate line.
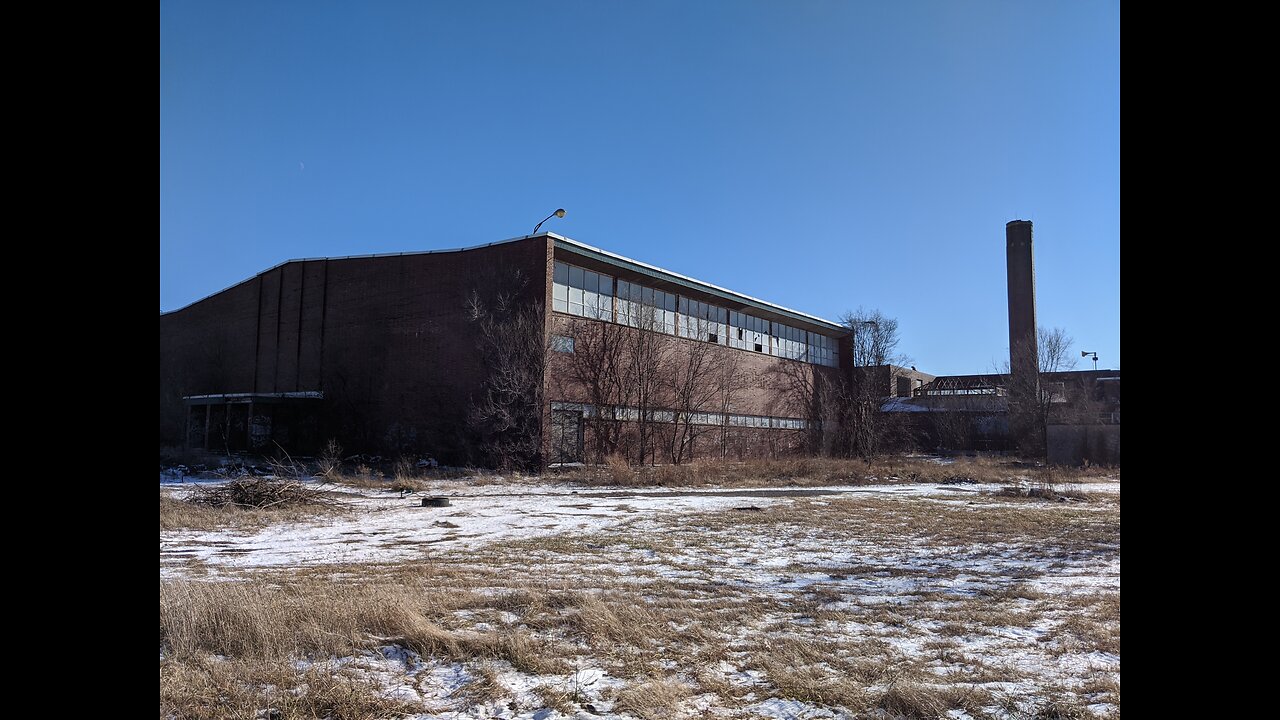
[1081, 351, 1098, 371]
[532, 208, 566, 235]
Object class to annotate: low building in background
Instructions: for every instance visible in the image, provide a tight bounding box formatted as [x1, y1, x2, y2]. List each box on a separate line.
[882, 370, 1121, 462]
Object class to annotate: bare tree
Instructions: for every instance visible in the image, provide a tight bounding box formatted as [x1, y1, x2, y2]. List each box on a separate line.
[552, 294, 754, 465]
[466, 280, 550, 470]
[1037, 326, 1076, 374]
[1005, 325, 1077, 456]
[619, 302, 672, 466]
[843, 308, 905, 460]
[663, 335, 745, 464]
[846, 308, 902, 370]
[711, 354, 752, 459]
[815, 371, 850, 456]
[764, 355, 841, 455]
[552, 316, 633, 462]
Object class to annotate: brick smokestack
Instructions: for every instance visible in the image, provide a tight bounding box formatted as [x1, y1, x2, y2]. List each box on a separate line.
[1006, 220, 1039, 454]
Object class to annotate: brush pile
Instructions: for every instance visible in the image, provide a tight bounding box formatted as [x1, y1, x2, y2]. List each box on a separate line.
[190, 476, 333, 509]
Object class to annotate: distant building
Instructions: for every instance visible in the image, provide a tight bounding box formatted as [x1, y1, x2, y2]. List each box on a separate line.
[876, 218, 1120, 465]
[881, 369, 1121, 462]
[160, 221, 1118, 466]
[160, 233, 854, 465]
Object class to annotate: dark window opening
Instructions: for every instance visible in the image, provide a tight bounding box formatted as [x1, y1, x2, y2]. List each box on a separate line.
[708, 333, 718, 344]
[754, 343, 763, 353]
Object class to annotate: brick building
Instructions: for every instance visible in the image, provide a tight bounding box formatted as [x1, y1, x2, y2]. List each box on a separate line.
[160, 233, 855, 465]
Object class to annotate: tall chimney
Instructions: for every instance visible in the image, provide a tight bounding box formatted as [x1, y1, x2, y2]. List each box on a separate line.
[1006, 220, 1039, 453]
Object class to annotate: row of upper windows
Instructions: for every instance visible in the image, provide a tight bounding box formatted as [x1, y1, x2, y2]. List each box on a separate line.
[552, 260, 840, 368]
[550, 401, 809, 429]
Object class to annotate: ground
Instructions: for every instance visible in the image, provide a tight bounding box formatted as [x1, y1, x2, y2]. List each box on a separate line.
[160, 465, 1120, 719]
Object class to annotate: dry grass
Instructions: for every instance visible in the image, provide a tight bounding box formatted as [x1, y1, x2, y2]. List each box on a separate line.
[875, 682, 990, 718]
[457, 663, 506, 704]
[325, 470, 395, 491]
[606, 452, 632, 485]
[756, 639, 869, 709]
[552, 455, 1117, 489]
[327, 467, 498, 492]
[159, 656, 425, 719]
[391, 476, 427, 493]
[670, 494, 1119, 556]
[159, 494, 334, 531]
[613, 677, 692, 720]
[160, 577, 573, 673]
[1044, 612, 1121, 656]
[999, 484, 1097, 502]
[160, 465, 1119, 717]
[1079, 675, 1121, 711]
[323, 456, 494, 492]
[1030, 696, 1104, 719]
[160, 495, 242, 531]
[532, 683, 577, 714]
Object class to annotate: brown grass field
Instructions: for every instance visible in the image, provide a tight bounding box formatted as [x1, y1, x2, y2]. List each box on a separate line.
[160, 456, 1119, 719]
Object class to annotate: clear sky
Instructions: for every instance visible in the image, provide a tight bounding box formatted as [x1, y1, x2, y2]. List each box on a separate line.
[160, 1, 1119, 375]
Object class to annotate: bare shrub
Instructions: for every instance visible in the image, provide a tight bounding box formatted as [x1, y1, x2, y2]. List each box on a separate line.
[606, 452, 633, 484]
[389, 476, 427, 493]
[390, 460, 427, 492]
[393, 457, 415, 479]
[316, 438, 344, 479]
[651, 463, 695, 486]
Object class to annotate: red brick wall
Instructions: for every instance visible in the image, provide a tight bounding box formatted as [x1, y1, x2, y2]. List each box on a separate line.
[546, 312, 844, 462]
[160, 237, 551, 460]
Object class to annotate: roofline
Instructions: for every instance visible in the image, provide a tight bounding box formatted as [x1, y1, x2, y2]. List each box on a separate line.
[551, 234, 845, 331]
[160, 232, 847, 332]
[159, 234, 546, 316]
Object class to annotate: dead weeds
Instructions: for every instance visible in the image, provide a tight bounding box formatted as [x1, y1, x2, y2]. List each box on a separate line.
[160, 463, 1119, 717]
[159, 656, 425, 720]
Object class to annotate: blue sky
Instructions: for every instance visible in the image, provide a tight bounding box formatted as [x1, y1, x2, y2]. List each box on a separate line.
[160, 1, 1119, 375]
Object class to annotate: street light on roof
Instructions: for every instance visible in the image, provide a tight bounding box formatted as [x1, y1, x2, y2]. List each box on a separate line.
[532, 208, 567, 235]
